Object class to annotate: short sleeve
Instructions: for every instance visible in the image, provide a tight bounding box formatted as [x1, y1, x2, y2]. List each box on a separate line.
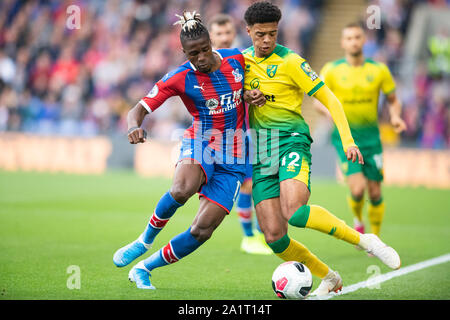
[140, 69, 185, 113]
[287, 54, 324, 97]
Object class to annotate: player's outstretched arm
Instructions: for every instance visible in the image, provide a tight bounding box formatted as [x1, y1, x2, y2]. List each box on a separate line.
[386, 92, 407, 133]
[127, 102, 149, 144]
[312, 98, 332, 120]
[313, 85, 364, 164]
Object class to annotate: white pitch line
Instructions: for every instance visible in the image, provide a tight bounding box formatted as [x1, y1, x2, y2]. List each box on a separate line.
[309, 253, 450, 300]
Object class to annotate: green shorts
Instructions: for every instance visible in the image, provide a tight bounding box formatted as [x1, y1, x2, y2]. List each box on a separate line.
[252, 131, 312, 206]
[334, 143, 384, 182]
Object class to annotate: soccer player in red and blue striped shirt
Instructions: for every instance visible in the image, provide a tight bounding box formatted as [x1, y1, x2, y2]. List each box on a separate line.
[113, 11, 260, 290]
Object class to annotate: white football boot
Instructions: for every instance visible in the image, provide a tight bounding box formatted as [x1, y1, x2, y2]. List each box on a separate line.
[358, 233, 401, 269]
[311, 270, 343, 297]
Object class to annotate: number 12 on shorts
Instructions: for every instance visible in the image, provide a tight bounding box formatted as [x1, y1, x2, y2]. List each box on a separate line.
[373, 154, 383, 170]
[281, 152, 300, 167]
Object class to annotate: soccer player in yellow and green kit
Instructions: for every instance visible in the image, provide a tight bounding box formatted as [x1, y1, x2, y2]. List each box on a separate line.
[319, 22, 407, 237]
[242, 1, 401, 296]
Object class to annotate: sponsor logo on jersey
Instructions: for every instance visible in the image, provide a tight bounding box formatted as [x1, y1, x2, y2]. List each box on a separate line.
[208, 89, 243, 115]
[207, 89, 242, 115]
[205, 98, 219, 110]
[250, 78, 260, 89]
[343, 97, 373, 104]
[267, 64, 278, 78]
[264, 94, 275, 102]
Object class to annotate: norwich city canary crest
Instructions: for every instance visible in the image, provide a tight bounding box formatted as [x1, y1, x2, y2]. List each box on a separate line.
[266, 65, 278, 78]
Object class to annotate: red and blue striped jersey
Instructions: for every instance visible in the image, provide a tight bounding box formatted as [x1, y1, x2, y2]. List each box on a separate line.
[140, 48, 247, 159]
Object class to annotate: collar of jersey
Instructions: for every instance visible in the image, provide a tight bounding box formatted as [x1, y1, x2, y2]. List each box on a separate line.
[189, 49, 223, 72]
[252, 44, 280, 64]
[341, 57, 371, 68]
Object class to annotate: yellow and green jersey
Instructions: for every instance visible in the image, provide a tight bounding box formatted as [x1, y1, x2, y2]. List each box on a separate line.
[243, 44, 324, 138]
[320, 58, 396, 149]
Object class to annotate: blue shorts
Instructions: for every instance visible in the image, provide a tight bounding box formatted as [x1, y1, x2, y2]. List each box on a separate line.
[177, 139, 247, 213]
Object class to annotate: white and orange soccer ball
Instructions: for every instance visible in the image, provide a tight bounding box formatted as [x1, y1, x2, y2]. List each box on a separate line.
[271, 261, 313, 299]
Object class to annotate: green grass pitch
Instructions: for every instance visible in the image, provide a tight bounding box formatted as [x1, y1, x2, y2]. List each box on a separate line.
[0, 170, 449, 300]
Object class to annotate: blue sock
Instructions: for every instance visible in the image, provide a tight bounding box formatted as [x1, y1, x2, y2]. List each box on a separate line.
[237, 192, 253, 237]
[141, 191, 182, 245]
[143, 227, 203, 271]
[241, 221, 253, 237]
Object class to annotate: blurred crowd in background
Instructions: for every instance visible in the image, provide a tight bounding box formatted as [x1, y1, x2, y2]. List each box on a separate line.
[0, 0, 448, 149]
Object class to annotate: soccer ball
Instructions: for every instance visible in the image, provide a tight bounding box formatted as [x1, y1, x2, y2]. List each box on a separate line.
[271, 261, 313, 299]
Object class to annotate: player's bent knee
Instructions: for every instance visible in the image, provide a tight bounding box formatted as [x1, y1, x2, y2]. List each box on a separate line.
[170, 182, 199, 204]
[348, 175, 366, 200]
[368, 187, 382, 203]
[263, 230, 286, 245]
[350, 186, 365, 200]
[369, 193, 382, 204]
[190, 224, 213, 243]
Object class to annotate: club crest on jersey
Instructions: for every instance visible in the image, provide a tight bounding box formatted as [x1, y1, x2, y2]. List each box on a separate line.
[205, 98, 219, 110]
[300, 61, 318, 81]
[146, 84, 159, 98]
[232, 68, 243, 82]
[266, 65, 278, 78]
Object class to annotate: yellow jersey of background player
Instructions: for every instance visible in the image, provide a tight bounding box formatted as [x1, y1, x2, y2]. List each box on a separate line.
[318, 22, 407, 237]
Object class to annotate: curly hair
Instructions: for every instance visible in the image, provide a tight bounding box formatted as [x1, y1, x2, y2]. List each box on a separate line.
[244, 1, 282, 26]
[174, 11, 210, 45]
